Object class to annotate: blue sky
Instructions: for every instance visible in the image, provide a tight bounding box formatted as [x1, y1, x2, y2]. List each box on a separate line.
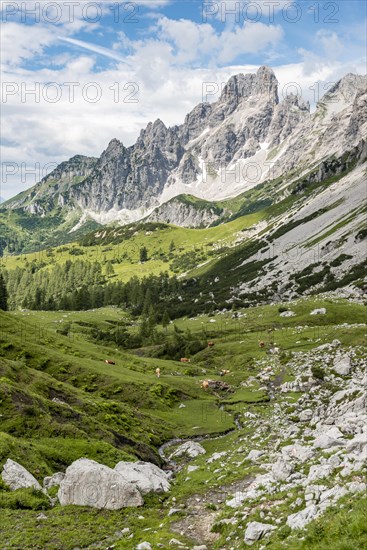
[1, 0, 366, 199]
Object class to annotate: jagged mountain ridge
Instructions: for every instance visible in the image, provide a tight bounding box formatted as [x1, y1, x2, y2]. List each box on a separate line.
[2, 67, 366, 230]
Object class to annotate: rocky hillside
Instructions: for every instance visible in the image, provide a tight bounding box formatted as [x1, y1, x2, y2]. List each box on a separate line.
[2, 67, 366, 231]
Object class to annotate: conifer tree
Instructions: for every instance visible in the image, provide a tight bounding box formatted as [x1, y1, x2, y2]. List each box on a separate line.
[0, 272, 8, 311]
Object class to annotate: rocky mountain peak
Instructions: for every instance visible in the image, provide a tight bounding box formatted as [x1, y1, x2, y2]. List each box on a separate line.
[218, 65, 279, 108]
[316, 73, 367, 116]
[105, 138, 124, 151]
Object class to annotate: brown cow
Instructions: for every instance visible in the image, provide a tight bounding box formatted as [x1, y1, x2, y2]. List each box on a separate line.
[105, 360, 115, 365]
[208, 341, 215, 348]
[259, 341, 265, 348]
[180, 358, 190, 363]
[201, 380, 209, 391]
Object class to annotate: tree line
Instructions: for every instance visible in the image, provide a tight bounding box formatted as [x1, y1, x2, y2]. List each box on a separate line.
[1, 260, 186, 319]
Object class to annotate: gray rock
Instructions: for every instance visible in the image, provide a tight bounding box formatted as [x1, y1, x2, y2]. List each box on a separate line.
[169, 441, 206, 459]
[114, 461, 170, 495]
[346, 481, 367, 493]
[310, 308, 326, 315]
[307, 464, 334, 483]
[246, 450, 264, 462]
[279, 310, 295, 317]
[43, 472, 65, 491]
[299, 409, 313, 422]
[136, 543, 152, 550]
[58, 458, 143, 509]
[313, 427, 345, 449]
[281, 444, 314, 463]
[271, 458, 294, 481]
[244, 521, 276, 545]
[207, 451, 227, 464]
[286, 505, 319, 529]
[333, 354, 351, 375]
[1, 459, 42, 491]
[346, 433, 367, 454]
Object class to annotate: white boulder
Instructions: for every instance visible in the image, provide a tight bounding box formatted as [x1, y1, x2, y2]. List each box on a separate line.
[207, 451, 227, 464]
[114, 461, 170, 494]
[58, 458, 143, 509]
[246, 450, 264, 462]
[299, 409, 313, 422]
[281, 444, 314, 464]
[1, 459, 42, 491]
[271, 458, 294, 481]
[279, 310, 296, 317]
[346, 433, 367, 454]
[310, 308, 326, 315]
[244, 521, 276, 545]
[169, 441, 206, 459]
[287, 504, 319, 530]
[333, 354, 351, 375]
[313, 427, 345, 449]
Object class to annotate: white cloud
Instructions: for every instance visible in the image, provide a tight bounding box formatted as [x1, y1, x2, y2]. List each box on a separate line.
[218, 21, 284, 62]
[0, 23, 55, 66]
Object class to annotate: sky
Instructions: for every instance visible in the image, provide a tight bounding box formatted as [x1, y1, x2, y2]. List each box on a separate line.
[1, 0, 366, 200]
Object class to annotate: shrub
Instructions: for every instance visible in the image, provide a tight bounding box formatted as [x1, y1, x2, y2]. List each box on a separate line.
[0, 488, 51, 510]
[311, 365, 325, 380]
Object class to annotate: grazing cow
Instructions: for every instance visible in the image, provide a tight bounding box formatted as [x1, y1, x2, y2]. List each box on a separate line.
[208, 341, 215, 348]
[180, 358, 190, 363]
[201, 380, 209, 391]
[155, 367, 161, 378]
[219, 369, 230, 376]
[259, 341, 265, 348]
[105, 360, 115, 365]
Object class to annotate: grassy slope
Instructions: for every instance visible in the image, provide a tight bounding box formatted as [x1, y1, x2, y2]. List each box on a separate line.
[1, 212, 263, 280]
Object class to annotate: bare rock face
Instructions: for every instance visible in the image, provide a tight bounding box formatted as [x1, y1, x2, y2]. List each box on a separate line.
[1, 459, 42, 491]
[114, 461, 171, 495]
[146, 197, 222, 228]
[58, 458, 143, 509]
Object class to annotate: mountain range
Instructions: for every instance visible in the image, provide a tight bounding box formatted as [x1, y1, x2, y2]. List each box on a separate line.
[2, 66, 366, 229]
